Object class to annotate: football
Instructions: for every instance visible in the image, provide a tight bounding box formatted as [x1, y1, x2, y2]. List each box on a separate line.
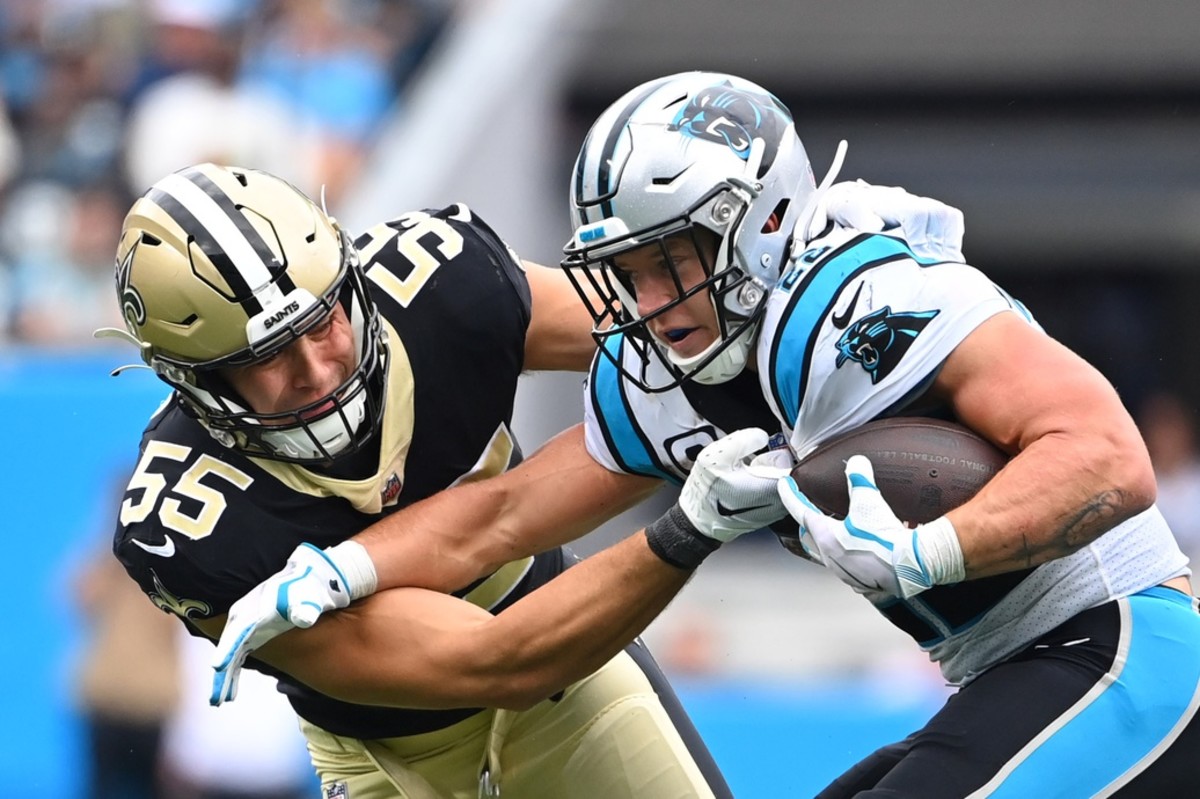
[789, 417, 1008, 524]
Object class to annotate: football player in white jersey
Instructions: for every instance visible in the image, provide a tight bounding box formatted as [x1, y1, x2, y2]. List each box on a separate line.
[213, 72, 1200, 796]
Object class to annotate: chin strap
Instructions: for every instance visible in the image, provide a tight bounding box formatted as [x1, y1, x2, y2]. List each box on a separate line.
[93, 327, 154, 376]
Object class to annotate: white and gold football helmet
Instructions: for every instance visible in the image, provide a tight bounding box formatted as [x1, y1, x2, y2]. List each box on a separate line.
[102, 163, 387, 463]
[562, 71, 817, 392]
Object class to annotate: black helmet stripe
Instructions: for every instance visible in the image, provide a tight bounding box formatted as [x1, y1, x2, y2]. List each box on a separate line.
[148, 168, 297, 317]
[574, 77, 672, 225]
[185, 168, 299, 296]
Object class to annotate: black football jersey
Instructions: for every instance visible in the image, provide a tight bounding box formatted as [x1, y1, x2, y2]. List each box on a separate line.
[114, 205, 564, 738]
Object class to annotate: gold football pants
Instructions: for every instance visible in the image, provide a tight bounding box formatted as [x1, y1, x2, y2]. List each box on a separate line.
[301, 649, 718, 798]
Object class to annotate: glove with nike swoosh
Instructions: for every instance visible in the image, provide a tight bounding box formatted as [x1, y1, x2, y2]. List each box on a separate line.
[210, 541, 377, 705]
[807, 180, 965, 262]
[778, 454, 966, 602]
[679, 427, 790, 543]
[647, 428, 791, 570]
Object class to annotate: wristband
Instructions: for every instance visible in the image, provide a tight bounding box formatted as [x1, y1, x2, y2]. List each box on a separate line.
[645, 504, 720, 570]
[325, 541, 379, 600]
[918, 517, 966, 586]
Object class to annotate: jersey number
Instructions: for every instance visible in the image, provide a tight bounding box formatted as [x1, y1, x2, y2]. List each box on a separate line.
[120, 441, 254, 540]
[365, 211, 466, 307]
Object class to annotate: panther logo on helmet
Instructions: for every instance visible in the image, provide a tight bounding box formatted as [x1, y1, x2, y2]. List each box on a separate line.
[669, 82, 790, 175]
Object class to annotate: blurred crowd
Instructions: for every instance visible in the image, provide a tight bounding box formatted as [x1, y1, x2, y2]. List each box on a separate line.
[72, 480, 320, 799]
[0, 0, 454, 346]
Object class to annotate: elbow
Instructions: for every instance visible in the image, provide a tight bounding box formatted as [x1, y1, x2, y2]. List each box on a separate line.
[1120, 454, 1157, 516]
[1105, 427, 1157, 519]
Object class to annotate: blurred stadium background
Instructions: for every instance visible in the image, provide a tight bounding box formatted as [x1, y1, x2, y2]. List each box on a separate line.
[2, 0, 1199, 796]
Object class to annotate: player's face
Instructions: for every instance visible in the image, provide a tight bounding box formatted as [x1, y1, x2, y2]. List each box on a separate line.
[612, 234, 718, 359]
[222, 304, 357, 421]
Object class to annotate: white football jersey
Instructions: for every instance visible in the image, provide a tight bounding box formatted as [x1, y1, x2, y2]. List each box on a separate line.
[583, 228, 1188, 684]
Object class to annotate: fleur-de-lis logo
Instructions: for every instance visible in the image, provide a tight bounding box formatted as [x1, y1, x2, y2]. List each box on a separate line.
[149, 570, 211, 619]
[116, 243, 146, 332]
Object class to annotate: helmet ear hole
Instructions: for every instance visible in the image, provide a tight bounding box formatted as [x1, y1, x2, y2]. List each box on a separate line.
[763, 199, 790, 234]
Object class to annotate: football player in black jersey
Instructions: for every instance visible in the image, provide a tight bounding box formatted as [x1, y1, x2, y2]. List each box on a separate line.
[102, 162, 791, 797]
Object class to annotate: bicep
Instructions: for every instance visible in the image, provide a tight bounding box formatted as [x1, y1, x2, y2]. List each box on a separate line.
[934, 313, 1139, 453]
[523, 261, 597, 372]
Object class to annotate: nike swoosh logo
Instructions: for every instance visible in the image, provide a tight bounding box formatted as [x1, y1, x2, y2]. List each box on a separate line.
[716, 499, 772, 517]
[831, 282, 864, 329]
[132, 535, 176, 558]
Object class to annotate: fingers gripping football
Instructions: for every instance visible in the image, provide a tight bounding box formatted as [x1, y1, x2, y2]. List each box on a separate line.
[679, 428, 789, 543]
[778, 455, 965, 600]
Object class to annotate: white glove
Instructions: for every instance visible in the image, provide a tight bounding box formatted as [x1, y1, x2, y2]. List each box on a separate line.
[679, 428, 790, 543]
[210, 541, 377, 705]
[777, 455, 965, 601]
[806, 179, 965, 262]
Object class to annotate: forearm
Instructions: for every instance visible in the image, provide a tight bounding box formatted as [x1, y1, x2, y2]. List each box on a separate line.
[275, 530, 690, 711]
[233, 429, 768, 711]
[940, 326, 1156, 575]
[355, 476, 522, 594]
[458, 530, 691, 709]
[356, 426, 659, 593]
[949, 426, 1154, 578]
[933, 313, 1157, 580]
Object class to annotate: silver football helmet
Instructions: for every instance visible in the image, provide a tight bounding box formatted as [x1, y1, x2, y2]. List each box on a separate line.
[562, 71, 817, 392]
[101, 163, 388, 464]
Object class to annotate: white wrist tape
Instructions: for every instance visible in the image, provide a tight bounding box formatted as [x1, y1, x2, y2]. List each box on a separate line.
[325, 541, 379, 600]
[919, 517, 966, 586]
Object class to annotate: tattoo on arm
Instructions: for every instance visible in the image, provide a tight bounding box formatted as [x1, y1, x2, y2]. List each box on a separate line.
[1054, 489, 1126, 556]
[1005, 490, 1126, 571]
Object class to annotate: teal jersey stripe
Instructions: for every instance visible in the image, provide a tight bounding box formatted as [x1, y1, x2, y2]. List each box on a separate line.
[770, 235, 940, 427]
[591, 334, 675, 482]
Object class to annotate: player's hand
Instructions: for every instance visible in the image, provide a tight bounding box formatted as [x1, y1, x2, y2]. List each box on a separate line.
[680, 428, 790, 543]
[777, 455, 965, 600]
[807, 179, 965, 262]
[210, 541, 377, 705]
